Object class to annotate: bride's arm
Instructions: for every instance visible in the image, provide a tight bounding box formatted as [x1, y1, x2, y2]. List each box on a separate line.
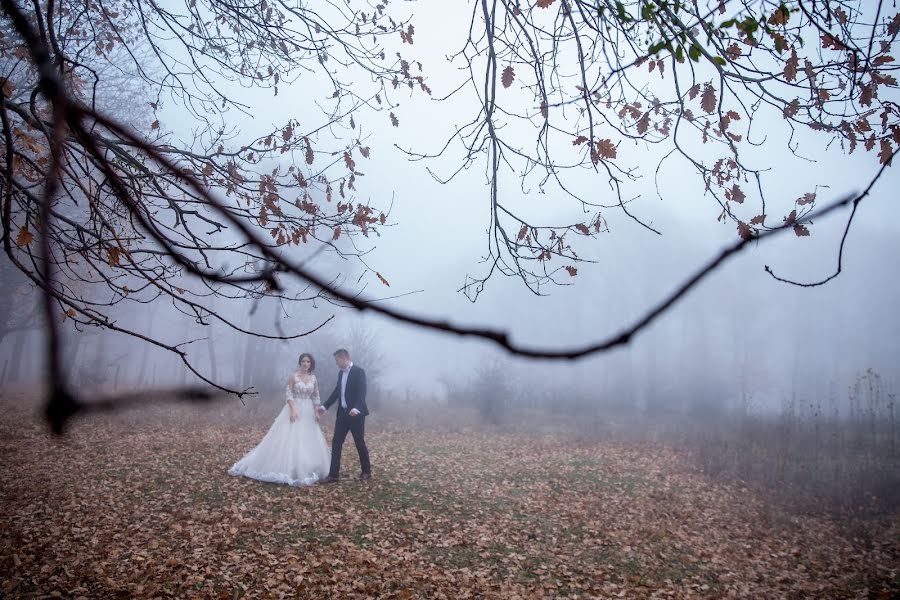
[312, 375, 322, 421]
[285, 373, 299, 421]
[312, 375, 321, 406]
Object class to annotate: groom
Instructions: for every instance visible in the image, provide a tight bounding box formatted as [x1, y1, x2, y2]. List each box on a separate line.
[318, 349, 371, 482]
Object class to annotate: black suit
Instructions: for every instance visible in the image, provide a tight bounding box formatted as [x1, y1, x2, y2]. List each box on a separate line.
[323, 365, 370, 477]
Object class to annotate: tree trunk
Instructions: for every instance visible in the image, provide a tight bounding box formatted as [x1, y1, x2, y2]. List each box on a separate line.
[135, 339, 152, 386]
[6, 331, 25, 382]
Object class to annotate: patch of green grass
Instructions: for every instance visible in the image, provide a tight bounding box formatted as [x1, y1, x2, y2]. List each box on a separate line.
[567, 457, 605, 469]
[192, 484, 225, 505]
[426, 544, 484, 568]
[656, 555, 703, 583]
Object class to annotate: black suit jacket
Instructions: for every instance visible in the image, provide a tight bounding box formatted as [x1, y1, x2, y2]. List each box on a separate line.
[324, 365, 368, 417]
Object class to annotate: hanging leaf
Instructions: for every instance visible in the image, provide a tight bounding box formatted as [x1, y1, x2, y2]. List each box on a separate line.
[768, 5, 790, 25]
[797, 192, 816, 205]
[877, 138, 894, 165]
[565, 265, 577, 276]
[701, 83, 717, 113]
[15, 226, 33, 247]
[108, 246, 120, 267]
[793, 223, 810, 236]
[688, 43, 702, 62]
[501, 65, 515, 88]
[305, 137, 314, 165]
[596, 139, 617, 159]
[389, 112, 399, 127]
[888, 13, 900, 36]
[636, 112, 650, 134]
[783, 99, 801, 119]
[332, 226, 341, 240]
[376, 272, 391, 287]
[536, 0, 556, 8]
[784, 49, 798, 81]
[784, 209, 797, 224]
[726, 184, 746, 204]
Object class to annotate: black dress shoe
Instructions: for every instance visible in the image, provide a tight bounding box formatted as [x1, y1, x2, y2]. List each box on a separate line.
[358, 472, 372, 481]
[320, 475, 340, 484]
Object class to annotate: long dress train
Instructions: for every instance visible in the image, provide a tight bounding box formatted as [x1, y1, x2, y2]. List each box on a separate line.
[228, 372, 330, 486]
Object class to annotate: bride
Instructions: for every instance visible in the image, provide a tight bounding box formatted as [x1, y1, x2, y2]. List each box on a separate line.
[228, 353, 331, 486]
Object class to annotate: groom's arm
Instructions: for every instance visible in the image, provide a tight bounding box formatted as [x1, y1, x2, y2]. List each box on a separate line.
[322, 382, 340, 411]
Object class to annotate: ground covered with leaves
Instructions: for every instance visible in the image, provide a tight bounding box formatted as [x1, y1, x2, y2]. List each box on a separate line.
[1, 390, 898, 599]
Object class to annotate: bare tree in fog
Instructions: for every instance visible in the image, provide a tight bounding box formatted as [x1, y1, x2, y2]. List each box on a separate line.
[412, 0, 899, 298]
[0, 0, 422, 429]
[1, 0, 897, 432]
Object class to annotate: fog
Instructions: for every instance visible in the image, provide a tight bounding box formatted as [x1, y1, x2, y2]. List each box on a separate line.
[2, 1, 898, 419]
[3, 3, 900, 597]
[4, 123, 898, 421]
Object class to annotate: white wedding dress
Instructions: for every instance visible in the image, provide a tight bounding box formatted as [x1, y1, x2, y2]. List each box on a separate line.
[228, 372, 331, 486]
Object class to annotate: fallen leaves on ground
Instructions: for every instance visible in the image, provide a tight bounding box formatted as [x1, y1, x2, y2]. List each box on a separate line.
[0, 390, 897, 599]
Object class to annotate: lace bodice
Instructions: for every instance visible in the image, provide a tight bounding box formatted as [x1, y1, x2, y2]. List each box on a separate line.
[286, 372, 320, 404]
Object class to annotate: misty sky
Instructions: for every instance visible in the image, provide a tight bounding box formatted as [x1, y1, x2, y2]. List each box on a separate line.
[3, 1, 899, 410]
[292, 4, 900, 403]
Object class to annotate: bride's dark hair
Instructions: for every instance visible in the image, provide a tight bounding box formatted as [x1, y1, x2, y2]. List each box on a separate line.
[297, 353, 316, 373]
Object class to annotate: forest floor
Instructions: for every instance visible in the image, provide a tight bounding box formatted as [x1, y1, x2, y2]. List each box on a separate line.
[1, 388, 898, 599]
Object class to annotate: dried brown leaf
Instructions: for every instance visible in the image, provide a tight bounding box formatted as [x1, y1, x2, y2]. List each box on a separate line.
[793, 223, 810, 236]
[700, 83, 717, 114]
[14, 226, 33, 247]
[878, 138, 894, 165]
[596, 139, 616, 159]
[783, 99, 801, 119]
[784, 49, 799, 82]
[501, 65, 515, 89]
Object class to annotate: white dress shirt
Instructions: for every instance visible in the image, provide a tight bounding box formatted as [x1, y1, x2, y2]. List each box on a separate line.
[339, 362, 353, 409]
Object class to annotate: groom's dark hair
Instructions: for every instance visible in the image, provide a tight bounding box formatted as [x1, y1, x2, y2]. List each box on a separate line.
[333, 349, 350, 359]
